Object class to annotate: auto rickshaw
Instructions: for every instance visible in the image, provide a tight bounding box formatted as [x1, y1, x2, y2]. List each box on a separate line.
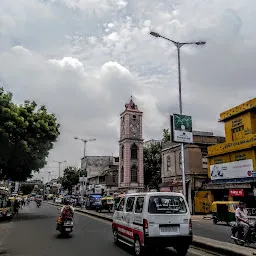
[211, 201, 239, 225]
[114, 194, 124, 210]
[96, 196, 114, 212]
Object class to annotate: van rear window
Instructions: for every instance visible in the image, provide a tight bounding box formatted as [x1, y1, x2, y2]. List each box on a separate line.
[148, 196, 187, 214]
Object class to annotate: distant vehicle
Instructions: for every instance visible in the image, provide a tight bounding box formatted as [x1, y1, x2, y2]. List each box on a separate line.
[112, 192, 192, 256]
[55, 198, 62, 204]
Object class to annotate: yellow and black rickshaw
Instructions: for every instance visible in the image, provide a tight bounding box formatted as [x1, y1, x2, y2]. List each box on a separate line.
[211, 201, 239, 225]
[96, 196, 114, 212]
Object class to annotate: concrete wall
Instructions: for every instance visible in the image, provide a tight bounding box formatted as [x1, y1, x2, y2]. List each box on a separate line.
[84, 156, 113, 179]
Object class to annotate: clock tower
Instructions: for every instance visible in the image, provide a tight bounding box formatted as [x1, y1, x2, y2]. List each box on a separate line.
[119, 97, 144, 192]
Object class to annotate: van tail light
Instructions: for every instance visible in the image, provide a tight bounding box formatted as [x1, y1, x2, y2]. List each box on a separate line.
[143, 219, 149, 235]
[189, 219, 192, 235]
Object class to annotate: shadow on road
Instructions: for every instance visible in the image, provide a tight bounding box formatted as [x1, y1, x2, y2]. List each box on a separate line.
[116, 242, 177, 256]
[55, 233, 73, 239]
[13, 213, 54, 222]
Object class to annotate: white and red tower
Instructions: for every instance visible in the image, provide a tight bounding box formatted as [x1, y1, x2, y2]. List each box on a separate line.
[118, 97, 144, 192]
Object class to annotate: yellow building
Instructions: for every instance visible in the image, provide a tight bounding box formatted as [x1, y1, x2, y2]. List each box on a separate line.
[205, 98, 256, 207]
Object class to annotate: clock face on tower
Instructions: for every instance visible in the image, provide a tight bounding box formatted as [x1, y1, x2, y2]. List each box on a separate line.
[130, 118, 139, 137]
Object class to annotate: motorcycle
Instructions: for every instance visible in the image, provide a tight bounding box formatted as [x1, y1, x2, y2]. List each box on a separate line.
[231, 220, 256, 246]
[56, 216, 74, 235]
[36, 201, 42, 208]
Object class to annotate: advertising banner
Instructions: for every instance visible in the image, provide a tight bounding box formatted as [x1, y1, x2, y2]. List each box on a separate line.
[171, 114, 193, 143]
[229, 189, 244, 197]
[210, 159, 254, 181]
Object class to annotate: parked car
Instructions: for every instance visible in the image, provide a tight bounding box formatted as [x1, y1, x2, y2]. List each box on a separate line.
[112, 192, 192, 256]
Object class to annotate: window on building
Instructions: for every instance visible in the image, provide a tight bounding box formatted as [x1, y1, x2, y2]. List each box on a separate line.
[120, 167, 124, 182]
[131, 165, 138, 183]
[232, 125, 244, 140]
[167, 156, 171, 171]
[131, 143, 138, 159]
[112, 174, 116, 183]
[125, 197, 135, 212]
[121, 146, 124, 159]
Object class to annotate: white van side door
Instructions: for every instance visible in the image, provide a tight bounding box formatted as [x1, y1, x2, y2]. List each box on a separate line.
[115, 197, 126, 232]
[123, 196, 136, 242]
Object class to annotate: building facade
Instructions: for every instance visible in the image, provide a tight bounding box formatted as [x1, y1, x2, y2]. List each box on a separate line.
[86, 157, 119, 195]
[118, 97, 144, 192]
[206, 98, 256, 208]
[161, 131, 224, 213]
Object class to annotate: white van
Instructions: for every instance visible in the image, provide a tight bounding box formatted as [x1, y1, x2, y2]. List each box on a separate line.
[112, 192, 192, 256]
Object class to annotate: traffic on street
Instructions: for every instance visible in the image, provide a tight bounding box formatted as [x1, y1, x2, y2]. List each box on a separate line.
[0, 202, 221, 256]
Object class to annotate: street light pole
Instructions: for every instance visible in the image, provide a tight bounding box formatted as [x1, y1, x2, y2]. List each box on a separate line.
[150, 31, 206, 200]
[54, 160, 67, 178]
[74, 137, 96, 174]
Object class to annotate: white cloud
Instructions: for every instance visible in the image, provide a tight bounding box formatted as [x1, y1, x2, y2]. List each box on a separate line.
[0, 0, 255, 181]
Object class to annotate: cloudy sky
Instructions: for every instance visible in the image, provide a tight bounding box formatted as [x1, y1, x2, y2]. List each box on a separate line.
[1, 0, 255, 181]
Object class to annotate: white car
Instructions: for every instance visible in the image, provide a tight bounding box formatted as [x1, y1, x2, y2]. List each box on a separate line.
[112, 192, 192, 256]
[55, 198, 62, 203]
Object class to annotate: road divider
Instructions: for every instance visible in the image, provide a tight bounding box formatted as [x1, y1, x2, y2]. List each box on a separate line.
[48, 202, 256, 256]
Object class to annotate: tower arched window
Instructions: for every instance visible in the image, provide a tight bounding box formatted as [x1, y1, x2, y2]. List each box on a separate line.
[120, 166, 124, 182]
[121, 146, 124, 159]
[131, 143, 138, 160]
[130, 165, 138, 183]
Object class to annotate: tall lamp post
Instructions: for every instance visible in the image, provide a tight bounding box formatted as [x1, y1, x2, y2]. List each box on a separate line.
[54, 160, 67, 178]
[150, 31, 206, 200]
[74, 137, 96, 159]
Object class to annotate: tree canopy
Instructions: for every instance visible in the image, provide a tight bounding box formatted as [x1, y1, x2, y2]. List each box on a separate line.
[162, 128, 171, 143]
[19, 184, 34, 195]
[62, 166, 80, 195]
[0, 87, 60, 181]
[144, 142, 162, 190]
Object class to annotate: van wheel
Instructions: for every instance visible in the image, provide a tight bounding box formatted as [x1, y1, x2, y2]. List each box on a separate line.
[134, 237, 143, 256]
[113, 229, 119, 244]
[176, 246, 188, 256]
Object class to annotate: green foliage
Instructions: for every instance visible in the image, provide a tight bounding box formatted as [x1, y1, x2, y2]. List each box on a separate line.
[162, 128, 171, 143]
[144, 142, 162, 190]
[62, 166, 80, 195]
[0, 87, 60, 181]
[19, 184, 34, 195]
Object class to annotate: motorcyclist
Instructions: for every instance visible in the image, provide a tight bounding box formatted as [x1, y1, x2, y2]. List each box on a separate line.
[235, 201, 249, 240]
[57, 201, 74, 229]
[60, 201, 74, 218]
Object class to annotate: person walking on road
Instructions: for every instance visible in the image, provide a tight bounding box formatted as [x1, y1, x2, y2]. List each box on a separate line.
[235, 201, 249, 240]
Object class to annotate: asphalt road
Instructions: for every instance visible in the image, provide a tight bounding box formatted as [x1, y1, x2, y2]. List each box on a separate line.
[0, 203, 220, 256]
[101, 211, 233, 244]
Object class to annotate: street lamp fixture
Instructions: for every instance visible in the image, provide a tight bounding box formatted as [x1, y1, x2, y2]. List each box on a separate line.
[74, 137, 96, 158]
[149, 30, 206, 203]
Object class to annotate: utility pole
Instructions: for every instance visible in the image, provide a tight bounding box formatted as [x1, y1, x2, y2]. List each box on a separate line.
[150, 31, 206, 203]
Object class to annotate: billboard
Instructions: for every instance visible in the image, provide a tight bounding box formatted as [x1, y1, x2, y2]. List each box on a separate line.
[210, 159, 254, 181]
[171, 114, 193, 143]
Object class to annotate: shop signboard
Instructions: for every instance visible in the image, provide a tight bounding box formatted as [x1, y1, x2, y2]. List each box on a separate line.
[171, 114, 193, 143]
[229, 189, 244, 197]
[210, 159, 254, 181]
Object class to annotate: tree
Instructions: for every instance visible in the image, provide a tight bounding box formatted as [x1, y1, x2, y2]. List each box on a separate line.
[144, 142, 162, 190]
[62, 166, 80, 195]
[19, 184, 34, 195]
[0, 87, 60, 181]
[162, 128, 171, 143]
